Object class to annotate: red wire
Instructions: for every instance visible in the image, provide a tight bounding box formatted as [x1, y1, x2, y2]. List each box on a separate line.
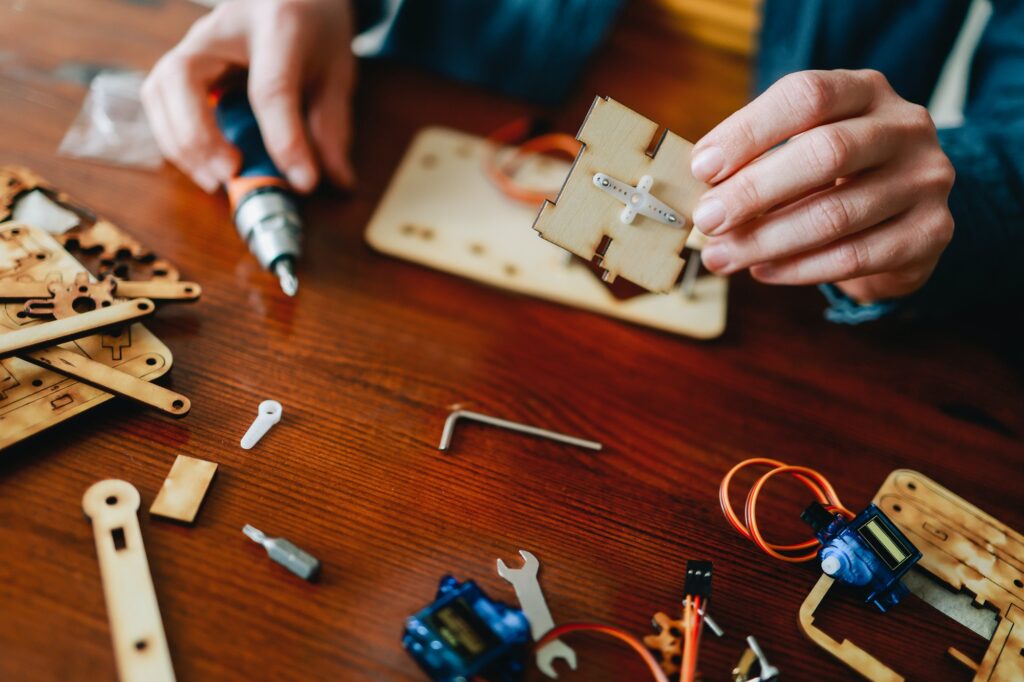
[535, 622, 670, 682]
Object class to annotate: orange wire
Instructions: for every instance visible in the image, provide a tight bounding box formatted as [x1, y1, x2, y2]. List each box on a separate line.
[719, 458, 855, 563]
[484, 118, 581, 205]
[535, 622, 670, 682]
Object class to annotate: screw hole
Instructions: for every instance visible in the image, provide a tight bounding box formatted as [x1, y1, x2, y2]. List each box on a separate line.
[145, 358, 157, 366]
[908, 482, 917, 490]
[79, 285, 88, 293]
[72, 297, 97, 314]
[1015, 579, 1023, 589]
[101, 301, 111, 307]
[134, 639, 147, 651]
[893, 504, 902, 512]
[105, 495, 118, 505]
[172, 399, 184, 409]
[35, 253, 46, 260]
[32, 379, 43, 387]
[137, 302, 150, 311]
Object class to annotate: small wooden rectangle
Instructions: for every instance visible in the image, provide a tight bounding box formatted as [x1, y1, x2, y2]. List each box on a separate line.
[149, 455, 218, 524]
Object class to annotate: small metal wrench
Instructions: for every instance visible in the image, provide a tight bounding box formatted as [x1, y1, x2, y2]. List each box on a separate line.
[496, 550, 577, 679]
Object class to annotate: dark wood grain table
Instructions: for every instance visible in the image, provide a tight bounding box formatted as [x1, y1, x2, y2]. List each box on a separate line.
[2, 1, 1022, 680]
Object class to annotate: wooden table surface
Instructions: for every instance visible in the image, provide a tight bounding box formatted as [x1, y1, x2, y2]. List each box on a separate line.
[1, 1, 1022, 681]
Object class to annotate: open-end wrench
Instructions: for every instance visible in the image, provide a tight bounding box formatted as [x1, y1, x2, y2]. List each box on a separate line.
[496, 550, 577, 679]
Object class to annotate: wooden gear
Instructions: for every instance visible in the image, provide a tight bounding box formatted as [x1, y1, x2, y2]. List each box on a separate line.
[644, 611, 689, 676]
[365, 127, 727, 339]
[533, 97, 709, 293]
[798, 469, 1024, 681]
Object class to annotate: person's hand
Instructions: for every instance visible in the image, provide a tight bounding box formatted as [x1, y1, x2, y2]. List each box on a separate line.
[142, 0, 356, 194]
[690, 69, 955, 303]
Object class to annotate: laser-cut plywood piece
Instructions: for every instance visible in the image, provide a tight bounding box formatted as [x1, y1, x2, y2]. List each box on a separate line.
[0, 166, 179, 281]
[150, 455, 218, 524]
[0, 224, 175, 449]
[533, 97, 709, 293]
[365, 127, 727, 339]
[798, 469, 1024, 681]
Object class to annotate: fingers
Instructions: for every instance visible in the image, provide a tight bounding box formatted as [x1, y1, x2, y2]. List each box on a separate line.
[746, 203, 953, 287]
[247, 2, 318, 193]
[142, 5, 246, 190]
[307, 60, 356, 188]
[700, 166, 917, 275]
[691, 70, 884, 185]
[694, 117, 895, 234]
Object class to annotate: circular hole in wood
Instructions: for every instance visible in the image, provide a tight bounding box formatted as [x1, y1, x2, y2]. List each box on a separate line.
[72, 297, 97, 314]
[134, 639, 148, 651]
[35, 253, 46, 260]
[185, 287, 194, 293]
[137, 302, 151, 311]
[668, 627, 682, 638]
[32, 379, 43, 387]
[172, 400, 184, 409]
[16, 311, 27, 318]
[101, 301, 111, 307]
[145, 358, 157, 366]
[907, 482, 917, 490]
[105, 496, 118, 505]
[11, 227, 21, 234]
[1015, 579, 1023, 589]
[892, 504, 902, 512]
[79, 285, 89, 293]
[153, 269, 167, 277]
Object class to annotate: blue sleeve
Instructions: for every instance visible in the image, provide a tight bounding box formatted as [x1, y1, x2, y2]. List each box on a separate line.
[822, 0, 1024, 323]
[890, 0, 1024, 319]
[359, 0, 624, 105]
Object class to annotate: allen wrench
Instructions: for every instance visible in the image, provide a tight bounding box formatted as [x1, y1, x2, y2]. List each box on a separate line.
[438, 409, 602, 453]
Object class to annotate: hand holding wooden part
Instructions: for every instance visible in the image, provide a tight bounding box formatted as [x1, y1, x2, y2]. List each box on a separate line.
[533, 96, 709, 293]
[82, 480, 175, 682]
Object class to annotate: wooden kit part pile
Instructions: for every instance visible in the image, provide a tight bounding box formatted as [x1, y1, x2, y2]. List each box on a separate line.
[0, 166, 200, 449]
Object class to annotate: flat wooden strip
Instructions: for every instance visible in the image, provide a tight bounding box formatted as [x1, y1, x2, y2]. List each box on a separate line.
[0, 281, 51, 298]
[21, 347, 190, 416]
[82, 480, 176, 682]
[115, 280, 202, 301]
[149, 455, 218, 524]
[0, 298, 155, 358]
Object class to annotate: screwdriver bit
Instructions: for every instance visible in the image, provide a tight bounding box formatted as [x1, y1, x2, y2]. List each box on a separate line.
[243, 524, 320, 581]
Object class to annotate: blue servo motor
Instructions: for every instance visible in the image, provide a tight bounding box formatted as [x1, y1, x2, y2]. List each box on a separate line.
[802, 502, 921, 612]
[403, 576, 532, 682]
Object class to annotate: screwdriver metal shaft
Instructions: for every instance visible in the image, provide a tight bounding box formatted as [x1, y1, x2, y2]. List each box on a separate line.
[243, 524, 320, 581]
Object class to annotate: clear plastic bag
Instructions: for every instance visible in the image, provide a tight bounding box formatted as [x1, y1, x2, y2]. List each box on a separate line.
[58, 70, 163, 170]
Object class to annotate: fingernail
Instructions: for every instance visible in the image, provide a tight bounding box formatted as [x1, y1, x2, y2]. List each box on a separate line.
[194, 170, 218, 194]
[701, 242, 731, 272]
[209, 155, 235, 183]
[693, 197, 726, 234]
[287, 165, 316, 193]
[691, 146, 724, 183]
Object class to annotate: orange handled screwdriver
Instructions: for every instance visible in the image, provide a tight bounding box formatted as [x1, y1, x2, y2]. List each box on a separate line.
[214, 87, 301, 296]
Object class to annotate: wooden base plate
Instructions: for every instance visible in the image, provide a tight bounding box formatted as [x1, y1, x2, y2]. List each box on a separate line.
[365, 127, 728, 339]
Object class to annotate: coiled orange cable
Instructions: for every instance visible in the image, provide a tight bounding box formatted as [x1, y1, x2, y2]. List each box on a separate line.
[719, 457, 855, 563]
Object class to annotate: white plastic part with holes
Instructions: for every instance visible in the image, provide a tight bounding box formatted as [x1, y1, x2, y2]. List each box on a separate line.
[592, 173, 683, 226]
[363, 127, 727, 339]
[240, 400, 282, 449]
